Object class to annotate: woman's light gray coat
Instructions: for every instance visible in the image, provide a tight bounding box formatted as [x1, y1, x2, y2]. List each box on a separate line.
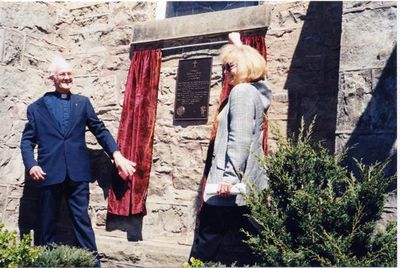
[204, 80, 272, 206]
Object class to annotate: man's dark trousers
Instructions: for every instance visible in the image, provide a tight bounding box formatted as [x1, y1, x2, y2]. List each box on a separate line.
[39, 175, 96, 251]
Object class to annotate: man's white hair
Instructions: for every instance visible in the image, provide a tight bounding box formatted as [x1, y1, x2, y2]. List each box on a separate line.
[48, 55, 71, 77]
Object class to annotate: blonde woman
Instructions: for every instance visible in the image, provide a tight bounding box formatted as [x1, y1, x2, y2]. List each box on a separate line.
[189, 33, 272, 265]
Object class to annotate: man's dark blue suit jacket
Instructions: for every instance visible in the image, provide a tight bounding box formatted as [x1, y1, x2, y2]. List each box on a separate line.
[21, 93, 118, 187]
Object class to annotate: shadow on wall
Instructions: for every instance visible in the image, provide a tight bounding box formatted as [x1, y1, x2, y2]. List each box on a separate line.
[341, 47, 397, 179]
[18, 148, 116, 245]
[93, 149, 144, 241]
[284, 2, 343, 152]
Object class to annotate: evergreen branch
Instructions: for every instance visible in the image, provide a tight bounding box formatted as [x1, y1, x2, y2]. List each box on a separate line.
[350, 202, 363, 237]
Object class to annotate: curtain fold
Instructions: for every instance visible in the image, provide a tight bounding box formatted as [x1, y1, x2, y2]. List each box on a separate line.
[200, 32, 268, 211]
[108, 49, 162, 216]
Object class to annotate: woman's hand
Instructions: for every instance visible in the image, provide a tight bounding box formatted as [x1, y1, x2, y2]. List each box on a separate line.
[228, 32, 242, 46]
[217, 181, 233, 197]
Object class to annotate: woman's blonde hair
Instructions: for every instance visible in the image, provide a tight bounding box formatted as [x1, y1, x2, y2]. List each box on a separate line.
[220, 44, 267, 85]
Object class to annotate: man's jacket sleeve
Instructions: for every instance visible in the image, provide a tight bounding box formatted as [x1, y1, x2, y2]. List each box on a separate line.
[20, 106, 38, 171]
[85, 98, 119, 158]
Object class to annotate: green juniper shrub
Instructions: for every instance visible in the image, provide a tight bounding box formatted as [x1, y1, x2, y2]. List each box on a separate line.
[242, 118, 396, 267]
[0, 224, 43, 268]
[183, 257, 226, 268]
[31, 244, 96, 267]
[0, 224, 97, 267]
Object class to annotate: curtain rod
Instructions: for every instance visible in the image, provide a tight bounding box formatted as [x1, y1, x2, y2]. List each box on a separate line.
[130, 39, 229, 52]
[160, 40, 229, 51]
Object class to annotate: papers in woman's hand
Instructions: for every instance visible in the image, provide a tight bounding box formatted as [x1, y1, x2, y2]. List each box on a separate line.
[205, 183, 247, 196]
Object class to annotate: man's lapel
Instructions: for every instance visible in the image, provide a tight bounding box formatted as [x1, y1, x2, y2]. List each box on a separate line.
[37, 97, 63, 134]
[64, 94, 81, 137]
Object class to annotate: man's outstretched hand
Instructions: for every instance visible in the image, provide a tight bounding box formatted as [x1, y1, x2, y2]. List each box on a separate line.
[113, 151, 136, 179]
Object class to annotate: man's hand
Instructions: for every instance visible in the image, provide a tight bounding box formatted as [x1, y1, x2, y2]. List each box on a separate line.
[217, 181, 232, 197]
[29, 166, 46, 180]
[113, 151, 136, 179]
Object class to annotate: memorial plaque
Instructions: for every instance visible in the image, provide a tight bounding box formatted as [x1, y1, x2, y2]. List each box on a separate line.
[174, 57, 212, 121]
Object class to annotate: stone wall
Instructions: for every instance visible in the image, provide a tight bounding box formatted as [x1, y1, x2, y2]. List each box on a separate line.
[335, 1, 397, 222]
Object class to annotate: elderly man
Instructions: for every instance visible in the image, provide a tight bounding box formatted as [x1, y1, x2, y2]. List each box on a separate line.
[20, 56, 135, 259]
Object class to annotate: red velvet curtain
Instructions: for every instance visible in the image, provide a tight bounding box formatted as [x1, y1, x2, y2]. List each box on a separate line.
[108, 49, 162, 216]
[200, 32, 268, 211]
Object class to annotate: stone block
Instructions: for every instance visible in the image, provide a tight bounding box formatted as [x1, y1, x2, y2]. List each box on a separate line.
[269, 102, 288, 121]
[269, 2, 309, 29]
[69, 53, 105, 76]
[0, 28, 5, 62]
[72, 75, 97, 97]
[22, 37, 64, 71]
[147, 172, 174, 198]
[3, 29, 24, 66]
[95, 208, 107, 227]
[111, 2, 154, 26]
[2, 209, 19, 228]
[338, 66, 396, 133]
[0, 2, 56, 35]
[343, 1, 396, 13]
[336, 70, 372, 132]
[103, 54, 129, 72]
[143, 204, 188, 239]
[0, 150, 25, 184]
[340, 7, 396, 71]
[99, 26, 132, 47]
[92, 75, 118, 107]
[172, 167, 202, 191]
[0, 185, 7, 213]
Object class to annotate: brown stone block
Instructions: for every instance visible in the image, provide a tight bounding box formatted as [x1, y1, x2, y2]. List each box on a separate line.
[103, 54, 129, 73]
[92, 75, 118, 108]
[269, 2, 309, 29]
[147, 172, 174, 198]
[172, 167, 202, 191]
[0, 66, 47, 102]
[89, 192, 107, 205]
[343, 1, 397, 13]
[111, 2, 154, 26]
[71, 75, 97, 97]
[0, 28, 5, 62]
[2, 29, 24, 66]
[0, 150, 25, 184]
[0, 2, 57, 36]
[269, 91, 289, 120]
[69, 53, 105, 76]
[143, 204, 187, 238]
[5, 196, 19, 212]
[22, 37, 64, 72]
[94, 208, 107, 227]
[0, 185, 7, 212]
[3, 209, 19, 227]
[100, 26, 132, 47]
